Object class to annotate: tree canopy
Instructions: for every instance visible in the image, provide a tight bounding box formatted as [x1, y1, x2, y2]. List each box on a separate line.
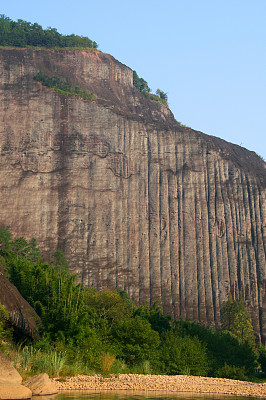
[0, 15, 98, 48]
[220, 293, 256, 347]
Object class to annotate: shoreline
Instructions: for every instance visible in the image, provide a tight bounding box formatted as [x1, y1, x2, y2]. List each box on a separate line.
[53, 374, 266, 398]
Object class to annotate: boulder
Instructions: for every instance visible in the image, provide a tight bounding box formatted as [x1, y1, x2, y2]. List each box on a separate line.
[23, 373, 58, 395]
[0, 384, 32, 399]
[0, 352, 32, 399]
[0, 352, 22, 384]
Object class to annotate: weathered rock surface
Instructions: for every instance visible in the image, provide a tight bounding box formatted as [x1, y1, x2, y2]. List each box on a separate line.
[0, 352, 22, 385]
[0, 384, 32, 400]
[0, 352, 32, 399]
[0, 48, 265, 341]
[0, 265, 41, 339]
[23, 373, 58, 395]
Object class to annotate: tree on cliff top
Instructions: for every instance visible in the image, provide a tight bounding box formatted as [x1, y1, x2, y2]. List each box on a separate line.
[0, 15, 98, 49]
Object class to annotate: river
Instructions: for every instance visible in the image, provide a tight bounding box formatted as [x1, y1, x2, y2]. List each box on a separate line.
[33, 391, 261, 400]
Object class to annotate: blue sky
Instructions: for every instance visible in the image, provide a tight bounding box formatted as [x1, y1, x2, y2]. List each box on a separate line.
[2, 0, 266, 160]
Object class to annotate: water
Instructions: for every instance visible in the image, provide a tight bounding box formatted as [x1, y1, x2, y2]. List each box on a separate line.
[32, 392, 260, 400]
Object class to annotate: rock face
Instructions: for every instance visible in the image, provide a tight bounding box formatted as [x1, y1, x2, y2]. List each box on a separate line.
[0, 48, 265, 342]
[0, 265, 41, 339]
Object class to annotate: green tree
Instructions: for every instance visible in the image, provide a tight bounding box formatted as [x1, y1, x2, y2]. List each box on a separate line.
[84, 289, 133, 327]
[220, 294, 255, 347]
[156, 89, 168, 102]
[111, 316, 160, 365]
[174, 319, 258, 378]
[0, 303, 9, 348]
[160, 330, 209, 376]
[134, 301, 171, 334]
[0, 15, 98, 49]
[133, 71, 151, 94]
[258, 344, 266, 375]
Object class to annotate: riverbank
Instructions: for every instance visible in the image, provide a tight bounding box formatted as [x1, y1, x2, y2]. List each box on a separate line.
[53, 374, 266, 398]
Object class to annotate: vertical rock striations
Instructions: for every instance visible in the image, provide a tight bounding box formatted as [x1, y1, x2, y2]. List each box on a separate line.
[0, 48, 265, 341]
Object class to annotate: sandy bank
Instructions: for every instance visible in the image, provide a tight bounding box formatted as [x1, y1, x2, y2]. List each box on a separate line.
[53, 374, 266, 398]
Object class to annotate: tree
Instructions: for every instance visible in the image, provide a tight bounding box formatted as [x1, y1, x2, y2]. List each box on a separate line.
[156, 89, 168, 102]
[220, 294, 255, 347]
[160, 330, 209, 376]
[133, 71, 151, 94]
[0, 303, 9, 348]
[258, 344, 266, 375]
[111, 316, 160, 364]
[84, 289, 133, 327]
[134, 301, 171, 334]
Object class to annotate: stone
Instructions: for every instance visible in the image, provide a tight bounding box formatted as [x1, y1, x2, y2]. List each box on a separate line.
[0, 48, 265, 343]
[0, 353, 32, 399]
[0, 353, 22, 385]
[23, 373, 58, 395]
[0, 384, 32, 399]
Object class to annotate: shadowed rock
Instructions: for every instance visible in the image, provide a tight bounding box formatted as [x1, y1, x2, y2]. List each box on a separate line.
[0, 265, 41, 339]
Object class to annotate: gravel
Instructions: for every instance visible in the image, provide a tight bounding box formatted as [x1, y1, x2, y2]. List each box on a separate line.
[53, 374, 266, 398]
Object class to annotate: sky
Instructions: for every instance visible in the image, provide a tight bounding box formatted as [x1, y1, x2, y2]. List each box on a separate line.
[2, 0, 266, 160]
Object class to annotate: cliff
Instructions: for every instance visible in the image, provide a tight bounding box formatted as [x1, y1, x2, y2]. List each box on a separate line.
[0, 48, 265, 342]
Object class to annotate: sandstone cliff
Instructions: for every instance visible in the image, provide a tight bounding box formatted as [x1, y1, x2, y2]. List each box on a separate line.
[0, 48, 265, 342]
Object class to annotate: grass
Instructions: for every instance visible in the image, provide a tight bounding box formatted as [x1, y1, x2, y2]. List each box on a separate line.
[12, 346, 66, 378]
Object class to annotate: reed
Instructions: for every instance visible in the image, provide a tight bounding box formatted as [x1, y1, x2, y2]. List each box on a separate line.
[102, 352, 116, 375]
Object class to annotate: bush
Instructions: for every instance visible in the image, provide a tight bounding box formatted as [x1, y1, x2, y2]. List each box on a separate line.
[34, 71, 96, 101]
[0, 303, 9, 348]
[174, 320, 258, 378]
[111, 316, 160, 365]
[258, 345, 266, 375]
[216, 363, 249, 381]
[160, 331, 209, 376]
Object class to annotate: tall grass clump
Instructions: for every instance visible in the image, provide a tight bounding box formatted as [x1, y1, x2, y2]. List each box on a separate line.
[102, 352, 116, 375]
[13, 346, 66, 378]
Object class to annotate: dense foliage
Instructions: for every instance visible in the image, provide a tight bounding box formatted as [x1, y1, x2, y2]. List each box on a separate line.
[220, 293, 255, 347]
[133, 70, 168, 106]
[34, 70, 96, 100]
[0, 227, 264, 380]
[0, 15, 98, 49]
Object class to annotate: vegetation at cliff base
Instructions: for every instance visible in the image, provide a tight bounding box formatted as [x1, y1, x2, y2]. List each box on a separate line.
[34, 70, 96, 100]
[0, 15, 98, 49]
[0, 227, 265, 381]
[133, 70, 168, 106]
